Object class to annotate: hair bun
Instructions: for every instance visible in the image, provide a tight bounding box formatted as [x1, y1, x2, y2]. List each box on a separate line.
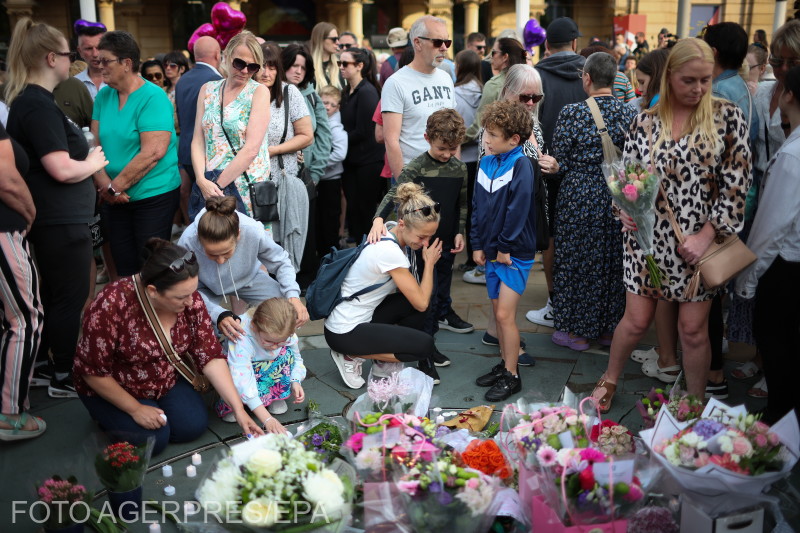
[141, 237, 172, 262]
[205, 196, 237, 215]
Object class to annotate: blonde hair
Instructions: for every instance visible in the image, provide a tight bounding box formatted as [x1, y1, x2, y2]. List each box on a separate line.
[396, 182, 440, 228]
[309, 22, 342, 91]
[251, 298, 297, 340]
[771, 19, 800, 61]
[652, 38, 719, 152]
[224, 31, 263, 79]
[318, 84, 341, 103]
[5, 18, 65, 105]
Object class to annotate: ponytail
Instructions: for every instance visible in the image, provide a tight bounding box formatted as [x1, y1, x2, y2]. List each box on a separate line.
[5, 18, 65, 105]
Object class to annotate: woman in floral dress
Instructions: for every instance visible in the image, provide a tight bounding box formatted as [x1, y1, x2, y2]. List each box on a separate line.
[593, 39, 750, 410]
[191, 31, 270, 220]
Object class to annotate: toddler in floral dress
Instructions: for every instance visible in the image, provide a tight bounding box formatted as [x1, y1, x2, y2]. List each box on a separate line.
[215, 298, 305, 434]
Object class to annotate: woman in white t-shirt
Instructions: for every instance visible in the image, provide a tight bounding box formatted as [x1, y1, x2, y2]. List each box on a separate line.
[324, 182, 443, 389]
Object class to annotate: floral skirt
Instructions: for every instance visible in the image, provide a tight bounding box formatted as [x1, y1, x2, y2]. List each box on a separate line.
[215, 351, 295, 417]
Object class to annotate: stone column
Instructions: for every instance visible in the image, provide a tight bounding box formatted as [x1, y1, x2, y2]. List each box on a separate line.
[426, 0, 455, 42]
[775, 0, 788, 34]
[460, 0, 481, 36]
[676, 0, 689, 41]
[79, 0, 98, 23]
[348, 0, 364, 43]
[4, 0, 35, 29]
[97, 0, 118, 32]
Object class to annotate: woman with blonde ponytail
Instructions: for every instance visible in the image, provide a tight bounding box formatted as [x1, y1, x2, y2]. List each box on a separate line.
[324, 183, 444, 389]
[309, 22, 342, 91]
[6, 18, 109, 397]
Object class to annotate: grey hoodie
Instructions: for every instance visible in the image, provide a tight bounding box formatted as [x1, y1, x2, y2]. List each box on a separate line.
[178, 209, 300, 322]
[535, 51, 587, 146]
[455, 80, 483, 163]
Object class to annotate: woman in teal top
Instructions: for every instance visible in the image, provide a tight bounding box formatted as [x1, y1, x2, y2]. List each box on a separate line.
[91, 31, 181, 276]
[191, 31, 271, 223]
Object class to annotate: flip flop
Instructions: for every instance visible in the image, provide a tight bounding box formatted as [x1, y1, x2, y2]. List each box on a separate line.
[747, 377, 768, 398]
[0, 412, 47, 441]
[731, 362, 760, 380]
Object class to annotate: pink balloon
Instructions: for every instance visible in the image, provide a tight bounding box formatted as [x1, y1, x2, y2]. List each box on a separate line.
[188, 23, 217, 53]
[211, 2, 246, 34]
[216, 29, 240, 51]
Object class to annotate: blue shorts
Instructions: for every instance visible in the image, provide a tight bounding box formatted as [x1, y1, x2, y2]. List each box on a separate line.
[485, 257, 535, 299]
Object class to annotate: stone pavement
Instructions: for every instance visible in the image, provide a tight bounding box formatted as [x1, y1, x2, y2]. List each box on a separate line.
[1, 255, 784, 532]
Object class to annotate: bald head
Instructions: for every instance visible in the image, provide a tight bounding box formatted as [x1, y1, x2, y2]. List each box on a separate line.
[194, 36, 221, 67]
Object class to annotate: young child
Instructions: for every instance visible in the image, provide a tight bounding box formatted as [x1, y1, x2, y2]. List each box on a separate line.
[318, 86, 348, 255]
[368, 108, 471, 371]
[471, 100, 537, 402]
[215, 298, 306, 434]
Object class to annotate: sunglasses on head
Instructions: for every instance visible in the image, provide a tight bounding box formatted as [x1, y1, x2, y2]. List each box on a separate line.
[231, 57, 261, 74]
[337, 60, 356, 68]
[519, 93, 544, 104]
[145, 72, 163, 81]
[418, 36, 452, 49]
[404, 202, 441, 217]
[150, 251, 197, 283]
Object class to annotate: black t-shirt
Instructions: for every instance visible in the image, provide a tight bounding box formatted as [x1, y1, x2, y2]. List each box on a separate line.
[0, 122, 30, 232]
[6, 84, 92, 227]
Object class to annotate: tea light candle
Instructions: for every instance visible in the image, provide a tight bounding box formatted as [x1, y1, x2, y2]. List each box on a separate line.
[161, 465, 173, 477]
[186, 465, 197, 478]
[184, 501, 197, 515]
[191, 453, 202, 465]
[149, 524, 162, 533]
[162, 485, 175, 496]
[436, 415, 445, 424]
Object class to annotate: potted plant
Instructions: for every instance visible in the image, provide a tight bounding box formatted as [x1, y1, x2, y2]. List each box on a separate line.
[36, 476, 90, 533]
[94, 440, 153, 521]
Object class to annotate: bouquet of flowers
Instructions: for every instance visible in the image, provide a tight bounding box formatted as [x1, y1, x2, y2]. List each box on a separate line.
[589, 420, 634, 456]
[346, 367, 433, 421]
[603, 158, 663, 289]
[95, 440, 153, 493]
[295, 401, 345, 464]
[636, 388, 703, 429]
[194, 434, 355, 532]
[394, 450, 500, 533]
[35, 476, 91, 530]
[504, 403, 592, 468]
[459, 439, 513, 481]
[641, 398, 800, 494]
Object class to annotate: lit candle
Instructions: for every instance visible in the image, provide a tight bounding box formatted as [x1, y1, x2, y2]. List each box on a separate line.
[161, 465, 173, 477]
[149, 524, 162, 533]
[162, 485, 175, 496]
[186, 465, 197, 478]
[191, 453, 202, 465]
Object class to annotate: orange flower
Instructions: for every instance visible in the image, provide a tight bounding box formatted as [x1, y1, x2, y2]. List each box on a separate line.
[461, 440, 512, 479]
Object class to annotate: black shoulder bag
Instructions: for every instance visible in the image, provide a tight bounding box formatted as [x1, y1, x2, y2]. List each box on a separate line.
[219, 81, 280, 222]
[278, 85, 317, 200]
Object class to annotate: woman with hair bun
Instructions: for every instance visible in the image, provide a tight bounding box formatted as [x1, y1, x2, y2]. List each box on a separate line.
[178, 197, 308, 341]
[324, 183, 444, 389]
[75, 238, 263, 455]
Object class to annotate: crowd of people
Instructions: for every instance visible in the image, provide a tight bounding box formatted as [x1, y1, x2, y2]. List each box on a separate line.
[0, 11, 798, 453]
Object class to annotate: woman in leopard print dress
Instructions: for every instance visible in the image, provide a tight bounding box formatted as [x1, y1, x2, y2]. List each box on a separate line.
[592, 38, 751, 410]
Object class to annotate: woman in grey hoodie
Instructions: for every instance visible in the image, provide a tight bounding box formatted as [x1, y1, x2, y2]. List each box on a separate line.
[178, 197, 308, 342]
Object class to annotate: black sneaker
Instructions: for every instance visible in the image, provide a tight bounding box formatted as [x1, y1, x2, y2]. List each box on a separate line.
[705, 379, 729, 400]
[476, 363, 506, 387]
[485, 369, 522, 402]
[438, 312, 474, 334]
[432, 348, 451, 367]
[48, 374, 78, 399]
[417, 358, 441, 385]
[481, 332, 527, 349]
[30, 361, 53, 388]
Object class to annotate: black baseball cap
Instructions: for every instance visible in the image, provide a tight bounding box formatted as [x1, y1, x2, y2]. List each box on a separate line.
[547, 17, 581, 43]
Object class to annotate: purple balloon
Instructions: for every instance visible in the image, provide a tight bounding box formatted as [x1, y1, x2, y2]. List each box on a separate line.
[524, 19, 547, 50]
[73, 19, 106, 34]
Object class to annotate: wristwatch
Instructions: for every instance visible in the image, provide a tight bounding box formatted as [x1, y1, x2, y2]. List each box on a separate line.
[107, 183, 122, 197]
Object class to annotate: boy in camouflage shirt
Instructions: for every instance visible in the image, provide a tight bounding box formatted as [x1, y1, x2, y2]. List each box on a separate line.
[368, 109, 471, 369]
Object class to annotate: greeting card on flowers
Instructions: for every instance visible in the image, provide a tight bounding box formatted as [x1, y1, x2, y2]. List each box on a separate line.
[592, 458, 635, 486]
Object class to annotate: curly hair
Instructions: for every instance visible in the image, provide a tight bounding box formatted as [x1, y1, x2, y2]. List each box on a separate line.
[480, 100, 533, 143]
[426, 108, 465, 146]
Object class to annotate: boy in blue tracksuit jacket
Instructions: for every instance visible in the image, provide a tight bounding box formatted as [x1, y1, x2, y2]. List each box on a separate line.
[471, 100, 537, 402]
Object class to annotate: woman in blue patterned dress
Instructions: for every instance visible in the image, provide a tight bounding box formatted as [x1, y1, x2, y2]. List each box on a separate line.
[550, 52, 636, 350]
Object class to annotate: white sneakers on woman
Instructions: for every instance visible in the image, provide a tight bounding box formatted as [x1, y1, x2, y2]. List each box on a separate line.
[330, 350, 365, 389]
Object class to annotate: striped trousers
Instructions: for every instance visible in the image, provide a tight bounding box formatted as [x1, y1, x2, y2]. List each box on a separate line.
[0, 232, 43, 413]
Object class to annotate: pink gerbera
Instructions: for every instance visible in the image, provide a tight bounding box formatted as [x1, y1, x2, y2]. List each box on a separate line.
[536, 445, 558, 466]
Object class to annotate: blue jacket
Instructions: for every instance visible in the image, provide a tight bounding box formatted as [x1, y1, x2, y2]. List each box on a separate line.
[470, 145, 537, 260]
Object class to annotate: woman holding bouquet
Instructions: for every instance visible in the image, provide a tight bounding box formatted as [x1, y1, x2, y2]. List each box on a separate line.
[593, 38, 750, 410]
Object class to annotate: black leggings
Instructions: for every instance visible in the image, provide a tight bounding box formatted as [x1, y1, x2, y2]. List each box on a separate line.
[324, 293, 434, 362]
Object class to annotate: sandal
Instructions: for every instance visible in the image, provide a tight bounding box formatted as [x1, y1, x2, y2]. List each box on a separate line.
[731, 362, 760, 380]
[0, 412, 47, 442]
[591, 379, 617, 414]
[747, 377, 768, 398]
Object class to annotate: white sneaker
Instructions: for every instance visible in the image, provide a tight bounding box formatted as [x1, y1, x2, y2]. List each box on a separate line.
[222, 412, 236, 423]
[267, 399, 288, 415]
[462, 267, 487, 285]
[525, 299, 554, 328]
[330, 350, 365, 389]
[370, 361, 404, 379]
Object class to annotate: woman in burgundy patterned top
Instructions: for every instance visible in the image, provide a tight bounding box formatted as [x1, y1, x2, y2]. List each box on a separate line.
[75, 239, 263, 455]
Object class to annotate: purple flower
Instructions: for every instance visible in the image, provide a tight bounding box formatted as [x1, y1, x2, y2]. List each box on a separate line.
[437, 491, 454, 505]
[693, 420, 725, 440]
[311, 434, 324, 447]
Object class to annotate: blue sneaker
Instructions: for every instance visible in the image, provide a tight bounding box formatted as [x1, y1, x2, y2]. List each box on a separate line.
[481, 332, 527, 350]
[518, 352, 536, 366]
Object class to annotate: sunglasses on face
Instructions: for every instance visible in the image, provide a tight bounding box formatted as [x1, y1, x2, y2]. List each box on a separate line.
[326, 36, 339, 42]
[474, 45, 486, 50]
[52, 51, 78, 61]
[151, 251, 197, 283]
[231, 57, 261, 74]
[491, 49, 502, 56]
[164, 62, 179, 69]
[337, 60, 356, 68]
[339, 43, 354, 50]
[145, 72, 163, 81]
[519, 93, 544, 104]
[769, 55, 800, 69]
[404, 202, 441, 217]
[418, 36, 452, 49]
